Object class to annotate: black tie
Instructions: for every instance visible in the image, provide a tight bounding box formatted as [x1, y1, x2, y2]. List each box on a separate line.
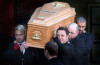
[20, 44, 22, 46]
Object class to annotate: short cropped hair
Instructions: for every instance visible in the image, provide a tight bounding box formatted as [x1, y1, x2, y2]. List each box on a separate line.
[57, 27, 69, 35]
[75, 16, 86, 23]
[45, 41, 58, 56]
[15, 24, 26, 33]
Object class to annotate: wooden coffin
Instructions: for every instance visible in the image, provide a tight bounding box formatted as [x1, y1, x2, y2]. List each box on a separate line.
[26, 1, 76, 48]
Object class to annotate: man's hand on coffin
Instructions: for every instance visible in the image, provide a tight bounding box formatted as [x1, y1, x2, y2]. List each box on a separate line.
[20, 44, 25, 52]
[24, 43, 29, 48]
[53, 37, 62, 46]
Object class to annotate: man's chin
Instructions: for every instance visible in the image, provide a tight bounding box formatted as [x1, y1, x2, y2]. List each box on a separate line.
[17, 40, 23, 43]
[60, 41, 63, 43]
[79, 32, 82, 34]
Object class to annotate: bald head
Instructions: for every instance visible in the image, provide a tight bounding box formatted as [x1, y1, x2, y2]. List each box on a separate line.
[68, 23, 79, 33]
[68, 23, 79, 39]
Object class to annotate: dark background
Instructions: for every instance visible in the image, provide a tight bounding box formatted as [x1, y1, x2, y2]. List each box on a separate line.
[0, 0, 100, 65]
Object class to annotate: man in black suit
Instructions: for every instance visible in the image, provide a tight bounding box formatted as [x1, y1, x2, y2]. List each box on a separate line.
[44, 41, 64, 65]
[4, 24, 37, 65]
[68, 23, 85, 65]
[76, 16, 94, 65]
[53, 27, 74, 65]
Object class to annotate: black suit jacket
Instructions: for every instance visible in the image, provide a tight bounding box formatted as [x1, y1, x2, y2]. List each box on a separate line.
[47, 58, 64, 65]
[79, 32, 94, 55]
[4, 42, 37, 65]
[0, 33, 13, 65]
[79, 32, 94, 65]
[53, 37, 74, 65]
[70, 36, 85, 65]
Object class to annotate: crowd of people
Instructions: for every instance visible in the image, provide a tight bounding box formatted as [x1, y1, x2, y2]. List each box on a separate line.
[2, 16, 94, 65]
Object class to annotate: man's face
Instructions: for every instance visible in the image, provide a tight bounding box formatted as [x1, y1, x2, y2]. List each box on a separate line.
[68, 27, 78, 39]
[15, 30, 25, 43]
[57, 30, 68, 44]
[77, 22, 86, 34]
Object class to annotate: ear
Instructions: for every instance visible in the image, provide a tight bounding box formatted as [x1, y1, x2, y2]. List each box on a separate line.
[45, 50, 49, 55]
[24, 32, 27, 38]
[66, 34, 69, 39]
[44, 49, 49, 58]
[77, 31, 79, 35]
[25, 32, 27, 36]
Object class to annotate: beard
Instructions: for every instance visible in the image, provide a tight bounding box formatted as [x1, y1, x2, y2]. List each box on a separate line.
[16, 38, 24, 43]
[79, 30, 83, 34]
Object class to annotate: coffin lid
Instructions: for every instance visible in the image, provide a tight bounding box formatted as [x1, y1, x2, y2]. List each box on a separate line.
[28, 1, 76, 26]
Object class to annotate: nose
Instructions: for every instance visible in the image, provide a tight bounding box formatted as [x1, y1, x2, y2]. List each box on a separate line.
[69, 33, 71, 35]
[58, 35, 61, 40]
[79, 27, 82, 31]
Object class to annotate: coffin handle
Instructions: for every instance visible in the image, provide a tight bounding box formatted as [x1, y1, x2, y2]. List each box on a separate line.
[31, 37, 42, 40]
[31, 33, 42, 40]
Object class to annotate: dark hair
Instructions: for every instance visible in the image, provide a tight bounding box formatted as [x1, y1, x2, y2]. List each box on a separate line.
[75, 16, 86, 23]
[57, 27, 69, 35]
[45, 41, 58, 56]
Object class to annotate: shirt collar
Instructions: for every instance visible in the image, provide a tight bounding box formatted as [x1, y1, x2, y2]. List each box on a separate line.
[17, 40, 26, 46]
